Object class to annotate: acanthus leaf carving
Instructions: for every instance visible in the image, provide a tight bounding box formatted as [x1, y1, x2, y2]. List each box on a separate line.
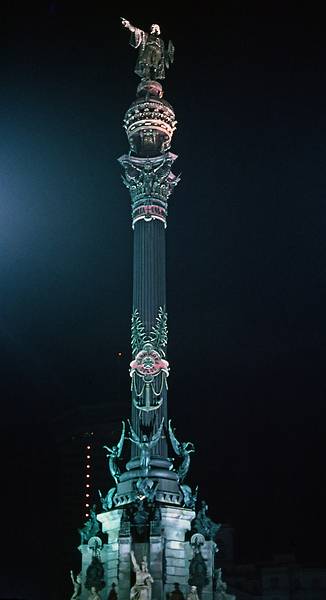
[150, 306, 168, 357]
[131, 309, 147, 357]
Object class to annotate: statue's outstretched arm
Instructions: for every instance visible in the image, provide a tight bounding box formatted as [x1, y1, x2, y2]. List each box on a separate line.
[131, 550, 138, 571]
[150, 417, 164, 448]
[121, 18, 136, 33]
[117, 421, 125, 457]
[127, 419, 140, 445]
[168, 419, 181, 455]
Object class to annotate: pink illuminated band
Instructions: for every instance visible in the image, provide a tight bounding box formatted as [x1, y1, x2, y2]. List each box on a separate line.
[130, 350, 169, 377]
[132, 204, 167, 228]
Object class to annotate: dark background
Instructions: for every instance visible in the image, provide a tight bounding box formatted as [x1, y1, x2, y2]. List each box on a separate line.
[1, 2, 325, 598]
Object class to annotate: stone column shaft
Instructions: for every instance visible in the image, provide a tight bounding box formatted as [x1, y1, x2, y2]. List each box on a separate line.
[119, 151, 179, 461]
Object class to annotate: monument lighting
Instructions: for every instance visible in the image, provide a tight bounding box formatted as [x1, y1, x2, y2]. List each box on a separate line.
[73, 18, 234, 600]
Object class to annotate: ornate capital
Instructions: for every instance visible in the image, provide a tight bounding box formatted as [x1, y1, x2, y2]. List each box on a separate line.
[118, 154, 180, 228]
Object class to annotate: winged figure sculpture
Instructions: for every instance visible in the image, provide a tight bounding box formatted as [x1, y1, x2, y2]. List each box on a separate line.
[168, 419, 195, 482]
[103, 421, 125, 484]
[127, 417, 164, 476]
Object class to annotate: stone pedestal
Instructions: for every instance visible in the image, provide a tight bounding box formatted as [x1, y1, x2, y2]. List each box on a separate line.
[77, 509, 123, 600]
[161, 506, 195, 596]
[78, 543, 110, 600]
[78, 544, 92, 600]
[81, 506, 196, 600]
[117, 533, 132, 600]
[200, 541, 216, 600]
[78, 513, 221, 600]
[97, 508, 123, 595]
[148, 533, 164, 600]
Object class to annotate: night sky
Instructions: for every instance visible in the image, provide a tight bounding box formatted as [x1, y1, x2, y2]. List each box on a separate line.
[1, 2, 326, 598]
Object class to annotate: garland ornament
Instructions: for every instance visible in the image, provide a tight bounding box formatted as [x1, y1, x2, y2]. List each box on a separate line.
[130, 308, 169, 412]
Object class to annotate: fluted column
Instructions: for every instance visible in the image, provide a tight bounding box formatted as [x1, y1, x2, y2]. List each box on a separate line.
[133, 219, 166, 333]
[119, 147, 179, 460]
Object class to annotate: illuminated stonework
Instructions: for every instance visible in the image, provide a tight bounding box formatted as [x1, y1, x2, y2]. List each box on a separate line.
[75, 21, 222, 600]
[124, 97, 176, 154]
[130, 308, 169, 412]
[130, 344, 169, 377]
[119, 153, 180, 228]
[123, 80, 177, 156]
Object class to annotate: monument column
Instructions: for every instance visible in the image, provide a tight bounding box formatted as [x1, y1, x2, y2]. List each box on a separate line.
[115, 39, 183, 504]
[79, 18, 200, 600]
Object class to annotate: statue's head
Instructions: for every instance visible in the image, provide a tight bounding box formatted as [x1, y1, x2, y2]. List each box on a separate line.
[141, 560, 147, 572]
[142, 434, 149, 442]
[76, 574, 82, 584]
[150, 24, 160, 36]
[191, 586, 197, 593]
[91, 586, 97, 593]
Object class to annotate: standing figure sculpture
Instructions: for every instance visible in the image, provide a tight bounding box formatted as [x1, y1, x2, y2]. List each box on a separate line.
[103, 421, 125, 484]
[78, 505, 100, 544]
[127, 418, 164, 476]
[70, 570, 82, 599]
[193, 500, 221, 541]
[130, 550, 154, 600]
[121, 18, 174, 81]
[168, 419, 195, 482]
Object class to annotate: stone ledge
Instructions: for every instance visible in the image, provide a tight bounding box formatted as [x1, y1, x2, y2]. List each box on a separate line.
[165, 558, 186, 567]
[166, 566, 189, 576]
[164, 575, 188, 585]
[165, 549, 186, 559]
[165, 540, 185, 550]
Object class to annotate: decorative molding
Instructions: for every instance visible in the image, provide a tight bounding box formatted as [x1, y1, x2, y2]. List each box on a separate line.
[131, 308, 169, 412]
[118, 154, 180, 228]
[124, 97, 177, 155]
[113, 489, 183, 508]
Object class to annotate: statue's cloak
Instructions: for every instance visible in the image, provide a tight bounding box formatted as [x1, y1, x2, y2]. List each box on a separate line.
[130, 29, 166, 80]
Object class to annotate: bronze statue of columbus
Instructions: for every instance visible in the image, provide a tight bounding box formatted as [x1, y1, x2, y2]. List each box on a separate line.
[121, 18, 174, 81]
